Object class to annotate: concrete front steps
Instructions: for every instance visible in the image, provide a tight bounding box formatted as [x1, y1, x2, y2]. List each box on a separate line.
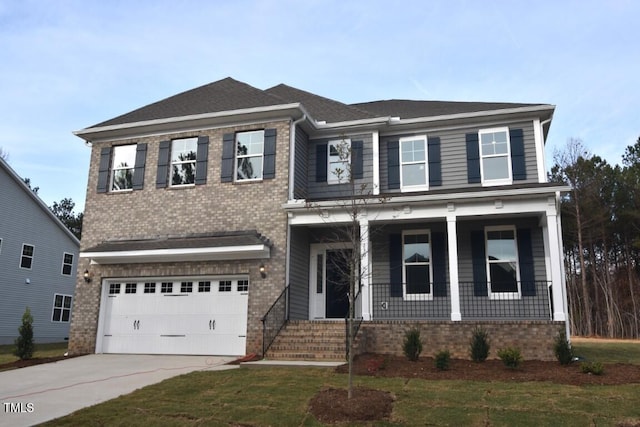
[264, 320, 362, 361]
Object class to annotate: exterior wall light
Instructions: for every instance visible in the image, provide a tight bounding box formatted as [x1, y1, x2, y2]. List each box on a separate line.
[259, 264, 267, 279]
[83, 269, 92, 283]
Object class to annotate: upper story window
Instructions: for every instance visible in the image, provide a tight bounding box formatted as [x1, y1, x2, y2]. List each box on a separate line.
[236, 130, 265, 181]
[485, 226, 520, 299]
[61, 252, 74, 276]
[327, 139, 351, 184]
[110, 144, 137, 191]
[171, 137, 198, 186]
[20, 244, 34, 269]
[402, 230, 432, 300]
[479, 127, 512, 186]
[400, 136, 428, 191]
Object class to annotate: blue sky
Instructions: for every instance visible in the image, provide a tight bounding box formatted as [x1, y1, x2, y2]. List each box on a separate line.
[1, 0, 638, 211]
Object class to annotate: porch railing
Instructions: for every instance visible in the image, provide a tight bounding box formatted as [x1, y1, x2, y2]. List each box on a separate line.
[370, 281, 552, 320]
[261, 285, 289, 357]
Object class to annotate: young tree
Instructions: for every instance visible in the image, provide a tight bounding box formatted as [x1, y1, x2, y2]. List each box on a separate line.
[0, 146, 8, 161]
[14, 307, 35, 360]
[50, 198, 83, 240]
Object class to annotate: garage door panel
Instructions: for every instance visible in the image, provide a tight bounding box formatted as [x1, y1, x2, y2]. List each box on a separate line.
[100, 278, 249, 356]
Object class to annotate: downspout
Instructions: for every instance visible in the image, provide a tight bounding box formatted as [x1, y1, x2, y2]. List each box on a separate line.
[284, 114, 306, 309]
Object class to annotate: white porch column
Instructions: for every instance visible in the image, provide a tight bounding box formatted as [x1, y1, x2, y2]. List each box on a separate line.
[359, 217, 371, 320]
[447, 214, 462, 321]
[546, 207, 567, 322]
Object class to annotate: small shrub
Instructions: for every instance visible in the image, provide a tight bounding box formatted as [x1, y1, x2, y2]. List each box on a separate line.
[434, 350, 451, 371]
[553, 331, 573, 365]
[469, 327, 490, 362]
[14, 307, 35, 360]
[581, 361, 604, 375]
[497, 347, 523, 369]
[403, 327, 422, 361]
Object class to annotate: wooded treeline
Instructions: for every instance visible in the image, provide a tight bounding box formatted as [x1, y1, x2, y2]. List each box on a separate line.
[551, 137, 640, 338]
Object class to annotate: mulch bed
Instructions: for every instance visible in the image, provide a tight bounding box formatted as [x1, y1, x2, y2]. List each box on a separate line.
[0, 355, 82, 371]
[308, 386, 394, 424]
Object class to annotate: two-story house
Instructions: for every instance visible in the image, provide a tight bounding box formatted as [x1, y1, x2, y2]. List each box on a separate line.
[69, 77, 569, 360]
[0, 156, 80, 344]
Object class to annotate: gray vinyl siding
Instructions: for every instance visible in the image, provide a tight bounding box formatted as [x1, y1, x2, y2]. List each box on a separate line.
[379, 121, 539, 193]
[293, 127, 309, 199]
[368, 218, 550, 320]
[0, 163, 79, 344]
[288, 227, 310, 320]
[307, 133, 373, 199]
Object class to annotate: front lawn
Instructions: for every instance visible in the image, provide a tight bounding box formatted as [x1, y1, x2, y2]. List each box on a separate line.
[0, 342, 68, 365]
[43, 339, 640, 426]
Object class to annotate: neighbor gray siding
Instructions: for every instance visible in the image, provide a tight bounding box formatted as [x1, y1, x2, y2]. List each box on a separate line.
[0, 163, 79, 344]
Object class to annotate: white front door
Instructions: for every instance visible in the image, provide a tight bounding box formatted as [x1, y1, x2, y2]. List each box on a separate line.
[98, 277, 248, 356]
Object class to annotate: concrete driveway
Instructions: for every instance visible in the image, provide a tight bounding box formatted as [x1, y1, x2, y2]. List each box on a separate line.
[0, 354, 237, 427]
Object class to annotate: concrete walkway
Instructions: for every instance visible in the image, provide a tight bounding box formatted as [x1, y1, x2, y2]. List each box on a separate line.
[0, 354, 237, 427]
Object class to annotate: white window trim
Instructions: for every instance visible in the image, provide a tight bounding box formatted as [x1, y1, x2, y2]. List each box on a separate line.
[479, 127, 512, 187]
[399, 135, 429, 192]
[19, 243, 34, 270]
[51, 293, 72, 323]
[402, 229, 433, 301]
[61, 252, 74, 276]
[485, 225, 521, 300]
[170, 137, 198, 187]
[110, 144, 136, 192]
[235, 130, 265, 182]
[327, 138, 351, 185]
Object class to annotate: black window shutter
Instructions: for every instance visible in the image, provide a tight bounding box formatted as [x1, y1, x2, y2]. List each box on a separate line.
[517, 228, 536, 296]
[97, 147, 112, 193]
[221, 133, 235, 182]
[156, 140, 171, 188]
[351, 140, 363, 180]
[132, 143, 147, 190]
[427, 136, 442, 186]
[316, 143, 327, 182]
[470, 230, 488, 296]
[510, 128, 526, 181]
[263, 128, 277, 179]
[387, 141, 400, 189]
[389, 233, 403, 297]
[466, 133, 481, 184]
[432, 231, 447, 297]
[194, 136, 209, 185]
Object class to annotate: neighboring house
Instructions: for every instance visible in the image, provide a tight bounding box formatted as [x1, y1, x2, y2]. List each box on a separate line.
[0, 157, 80, 344]
[69, 77, 570, 360]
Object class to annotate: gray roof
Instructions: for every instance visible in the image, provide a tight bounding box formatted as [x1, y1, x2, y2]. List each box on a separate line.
[87, 77, 549, 129]
[83, 230, 272, 253]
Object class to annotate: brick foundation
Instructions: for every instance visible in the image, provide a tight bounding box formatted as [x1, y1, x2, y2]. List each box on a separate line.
[358, 320, 565, 361]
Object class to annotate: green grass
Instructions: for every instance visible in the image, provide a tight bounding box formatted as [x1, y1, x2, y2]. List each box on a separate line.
[0, 342, 68, 365]
[41, 340, 640, 426]
[572, 340, 640, 365]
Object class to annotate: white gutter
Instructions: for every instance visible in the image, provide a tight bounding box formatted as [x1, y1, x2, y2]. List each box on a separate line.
[386, 105, 555, 127]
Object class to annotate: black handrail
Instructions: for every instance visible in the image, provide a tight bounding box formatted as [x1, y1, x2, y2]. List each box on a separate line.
[261, 285, 289, 357]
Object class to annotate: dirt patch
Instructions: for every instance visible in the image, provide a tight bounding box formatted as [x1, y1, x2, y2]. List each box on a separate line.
[308, 386, 394, 424]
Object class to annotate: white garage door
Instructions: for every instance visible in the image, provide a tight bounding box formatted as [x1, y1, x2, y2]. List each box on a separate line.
[99, 277, 248, 356]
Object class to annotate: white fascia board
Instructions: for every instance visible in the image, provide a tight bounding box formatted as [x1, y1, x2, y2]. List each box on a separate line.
[74, 103, 304, 141]
[80, 244, 270, 264]
[386, 105, 556, 127]
[313, 117, 391, 130]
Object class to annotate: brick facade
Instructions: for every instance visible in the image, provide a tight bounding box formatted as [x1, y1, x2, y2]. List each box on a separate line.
[358, 321, 565, 361]
[69, 120, 291, 355]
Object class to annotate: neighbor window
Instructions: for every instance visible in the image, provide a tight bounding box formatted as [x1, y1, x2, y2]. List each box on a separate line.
[110, 144, 137, 191]
[236, 130, 264, 181]
[61, 252, 74, 276]
[327, 139, 351, 184]
[479, 127, 512, 185]
[486, 226, 520, 298]
[400, 135, 428, 190]
[52, 294, 72, 322]
[170, 137, 198, 186]
[402, 231, 432, 299]
[20, 244, 34, 269]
